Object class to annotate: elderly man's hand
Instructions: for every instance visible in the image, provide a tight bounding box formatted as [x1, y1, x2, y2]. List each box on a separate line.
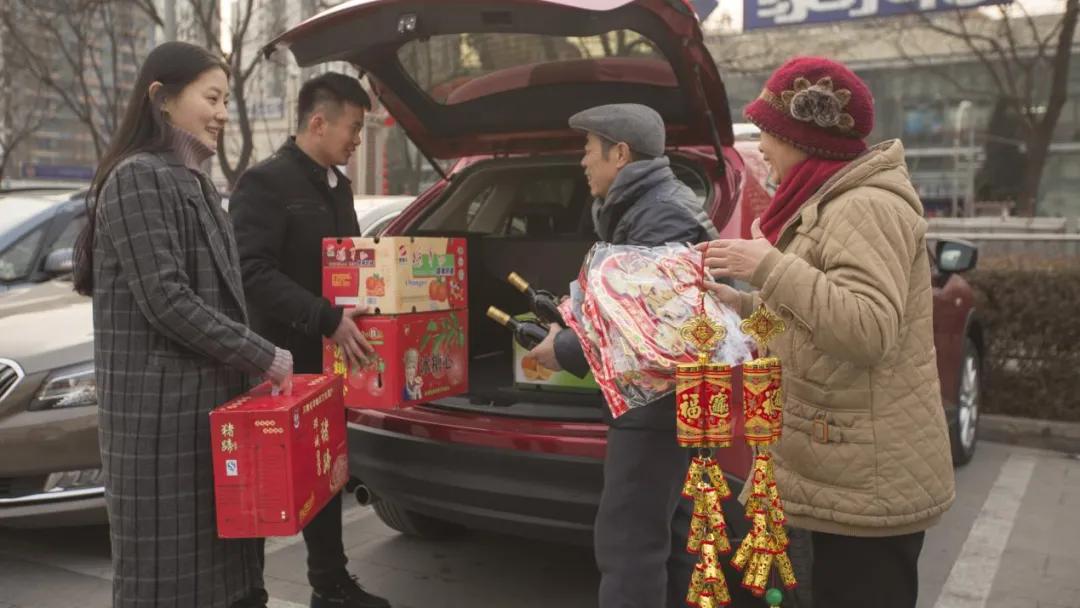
[696, 218, 775, 283]
[529, 323, 563, 372]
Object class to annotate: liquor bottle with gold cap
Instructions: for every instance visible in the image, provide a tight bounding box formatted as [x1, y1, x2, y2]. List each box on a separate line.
[506, 272, 565, 326]
[486, 306, 549, 350]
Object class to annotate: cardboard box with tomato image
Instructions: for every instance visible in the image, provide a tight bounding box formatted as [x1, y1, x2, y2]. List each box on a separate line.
[323, 310, 468, 409]
[210, 374, 347, 538]
[322, 237, 467, 314]
[512, 313, 600, 392]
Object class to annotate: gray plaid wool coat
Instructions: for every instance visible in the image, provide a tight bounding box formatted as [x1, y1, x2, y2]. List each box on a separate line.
[92, 150, 277, 608]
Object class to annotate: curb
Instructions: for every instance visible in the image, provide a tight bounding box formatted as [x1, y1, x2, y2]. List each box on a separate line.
[980, 413, 1080, 454]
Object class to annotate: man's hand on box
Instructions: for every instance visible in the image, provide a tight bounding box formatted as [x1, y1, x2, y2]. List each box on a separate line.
[332, 306, 376, 370]
[530, 323, 563, 372]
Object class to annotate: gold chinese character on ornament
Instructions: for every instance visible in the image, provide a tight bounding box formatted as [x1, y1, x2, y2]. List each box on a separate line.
[680, 393, 702, 420]
[313, 418, 322, 447]
[679, 315, 727, 364]
[322, 450, 331, 477]
[220, 423, 235, 438]
[709, 391, 729, 417]
[316, 450, 324, 476]
[221, 438, 237, 453]
[320, 419, 329, 444]
[740, 305, 786, 350]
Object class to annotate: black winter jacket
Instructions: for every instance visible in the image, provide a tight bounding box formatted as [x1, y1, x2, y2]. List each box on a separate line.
[554, 156, 715, 429]
[230, 138, 360, 374]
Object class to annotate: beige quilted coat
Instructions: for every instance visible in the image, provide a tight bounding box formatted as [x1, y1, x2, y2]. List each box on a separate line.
[737, 140, 956, 537]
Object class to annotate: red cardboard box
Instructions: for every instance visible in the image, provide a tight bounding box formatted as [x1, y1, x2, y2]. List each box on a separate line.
[322, 236, 467, 314]
[324, 310, 468, 409]
[210, 374, 347, 538]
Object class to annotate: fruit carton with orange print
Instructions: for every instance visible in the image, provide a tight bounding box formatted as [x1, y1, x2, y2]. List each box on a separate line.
[210, 374, 347, 538]
[323, 310, 469, 409]
[511, 313, 599, 392]
[321, 236, 467, 314]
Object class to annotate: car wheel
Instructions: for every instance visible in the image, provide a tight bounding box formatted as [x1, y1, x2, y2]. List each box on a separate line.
[950, 337, 981, 466]
[372, 499, 464, 539]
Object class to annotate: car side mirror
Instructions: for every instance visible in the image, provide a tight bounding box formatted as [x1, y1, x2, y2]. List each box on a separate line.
[935, 239, 978, 274]
[43, 247, 74, 275]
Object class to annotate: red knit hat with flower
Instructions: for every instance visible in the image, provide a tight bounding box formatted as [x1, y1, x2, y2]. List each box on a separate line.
[744, 56, 874, 160]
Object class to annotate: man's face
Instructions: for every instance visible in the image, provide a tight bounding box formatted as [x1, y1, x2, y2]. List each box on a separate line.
[315, 102, 365, 167]
[580, 133, 628, 199]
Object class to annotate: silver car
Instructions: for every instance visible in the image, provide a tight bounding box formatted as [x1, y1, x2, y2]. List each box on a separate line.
[0, 278, 102, 527]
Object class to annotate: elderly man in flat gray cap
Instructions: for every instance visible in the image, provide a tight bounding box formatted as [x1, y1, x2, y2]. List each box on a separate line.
[529, 103, 718, 608]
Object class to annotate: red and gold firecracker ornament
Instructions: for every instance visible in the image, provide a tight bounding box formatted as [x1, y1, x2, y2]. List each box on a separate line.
[731, 305, 798, 597]
[676, 276, 737, 606]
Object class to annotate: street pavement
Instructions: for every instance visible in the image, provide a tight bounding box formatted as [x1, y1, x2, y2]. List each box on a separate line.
[1, 441, 1077, 608]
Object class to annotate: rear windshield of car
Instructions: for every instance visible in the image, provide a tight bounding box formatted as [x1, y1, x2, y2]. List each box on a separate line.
[397, 30, 665, 105]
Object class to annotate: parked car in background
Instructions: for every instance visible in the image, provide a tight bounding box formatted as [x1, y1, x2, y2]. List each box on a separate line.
[353, 195, 414, 237]
[0, 188, 87, 295]
[0, 184, 240, 528]
[732, 122, 762, 141]
[929, 238, 983, 465]
[0, 277, 101, 528]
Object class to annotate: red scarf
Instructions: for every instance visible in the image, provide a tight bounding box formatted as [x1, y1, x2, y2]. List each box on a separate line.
[759, 157, 850, 244]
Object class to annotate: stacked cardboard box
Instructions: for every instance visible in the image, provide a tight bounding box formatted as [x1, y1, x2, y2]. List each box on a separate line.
[321, 237, 469, 408]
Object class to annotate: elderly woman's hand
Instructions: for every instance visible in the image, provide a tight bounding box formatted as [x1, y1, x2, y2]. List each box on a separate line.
[695, 219, 776, 283]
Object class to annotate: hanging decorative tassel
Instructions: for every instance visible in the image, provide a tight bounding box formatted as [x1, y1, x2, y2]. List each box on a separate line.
[677, 259, 736, 607]
[678, 261, 797, 605]
[729, 305, 798, 601]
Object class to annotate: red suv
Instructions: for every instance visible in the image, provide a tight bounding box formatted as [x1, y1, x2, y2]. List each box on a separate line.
[269, 0, 982, 546]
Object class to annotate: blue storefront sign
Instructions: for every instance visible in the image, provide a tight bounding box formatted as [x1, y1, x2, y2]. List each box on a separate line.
[744, 0, 1012, 30]
[21, 163, 95, 181]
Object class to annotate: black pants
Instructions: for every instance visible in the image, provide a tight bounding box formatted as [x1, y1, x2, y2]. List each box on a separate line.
[230, 588, 268, 608]
[303, 491, 349, 589]
[594, 420, 696, 608]
[811, 531, 925, 608]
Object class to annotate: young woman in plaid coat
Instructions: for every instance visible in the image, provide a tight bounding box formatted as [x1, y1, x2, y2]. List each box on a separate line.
[73, 42, 293, 608]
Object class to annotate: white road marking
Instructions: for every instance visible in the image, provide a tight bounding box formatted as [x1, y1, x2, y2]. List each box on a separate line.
[933, 454, 1037, 608]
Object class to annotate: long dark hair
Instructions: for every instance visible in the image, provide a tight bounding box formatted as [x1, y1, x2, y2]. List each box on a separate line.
[73, 42, 229, 295]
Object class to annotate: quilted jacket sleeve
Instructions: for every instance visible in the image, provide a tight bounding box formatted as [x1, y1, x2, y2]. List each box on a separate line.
[734, 289, 760, 319]
[749, 195, 919, 366]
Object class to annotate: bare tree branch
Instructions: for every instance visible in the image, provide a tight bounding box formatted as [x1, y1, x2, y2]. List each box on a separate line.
[898, 2, 1080, 216]
[177, 0, 281, 188]
[0, 41, 54, 183]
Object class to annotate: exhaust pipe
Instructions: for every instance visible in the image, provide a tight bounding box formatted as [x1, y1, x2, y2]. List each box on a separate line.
[354, 483, 378, 506]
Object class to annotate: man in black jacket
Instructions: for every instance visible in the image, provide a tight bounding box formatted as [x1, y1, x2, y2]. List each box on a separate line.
[529, 104, 718, 608]
[231, 73, 389, 608]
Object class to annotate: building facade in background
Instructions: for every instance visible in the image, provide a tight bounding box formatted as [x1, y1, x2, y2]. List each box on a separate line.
[6, 1, 1077, 216]
[710, 10, 1080, 217]
[0, 2, 154, 187]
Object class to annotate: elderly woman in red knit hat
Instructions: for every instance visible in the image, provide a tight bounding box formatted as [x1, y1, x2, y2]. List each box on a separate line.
[700, 56, 956, 608]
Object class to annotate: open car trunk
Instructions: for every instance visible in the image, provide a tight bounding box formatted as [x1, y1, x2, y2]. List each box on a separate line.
[266, 0, 734, 159]
[454, 235, 601, 420]
[398, 155, 711, 421]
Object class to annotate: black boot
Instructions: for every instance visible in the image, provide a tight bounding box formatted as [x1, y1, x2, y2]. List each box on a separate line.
[310, 574, 390, 608]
